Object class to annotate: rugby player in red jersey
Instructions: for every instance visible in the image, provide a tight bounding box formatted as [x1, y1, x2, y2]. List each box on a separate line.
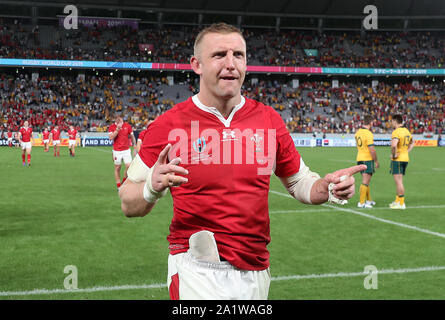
[18, 120, 33, 166]
[7, 128, 13, 147]
[42, 127, 50, 152]
[119, 23, 365, 300]
[108, 116, 137, 190]
[67, 125, 79, 157]
[50, 125, 61, 157]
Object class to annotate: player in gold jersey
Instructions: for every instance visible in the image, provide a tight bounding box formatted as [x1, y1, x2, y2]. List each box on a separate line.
[355, 115, 379, 208]
[389, 114, 414, 209]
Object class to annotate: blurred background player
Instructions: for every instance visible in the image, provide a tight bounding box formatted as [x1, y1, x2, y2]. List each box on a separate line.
[389, 114, 414, 210]
[67, 125, 79, 157]
[108, 116, 136, 190]
[50, 125, 61, 157]
[355, 115, 379, 208]
[7, 128, 13, 148]
[135, 119, 154, 154]
[42, 127, 50, 152]
[18, 120, 33, 166]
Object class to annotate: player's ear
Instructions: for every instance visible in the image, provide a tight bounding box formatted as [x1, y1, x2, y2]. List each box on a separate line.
[190, 56, 202, 76]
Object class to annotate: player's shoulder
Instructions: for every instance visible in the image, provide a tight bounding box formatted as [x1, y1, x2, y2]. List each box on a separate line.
[355, 128, 364, 135]
[364, 128, 373, 137]
[392, 127, 401, 136]
[403, 127, 412, 135]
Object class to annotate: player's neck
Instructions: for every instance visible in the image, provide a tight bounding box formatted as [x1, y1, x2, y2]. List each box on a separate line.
[196, 92, 242, 119]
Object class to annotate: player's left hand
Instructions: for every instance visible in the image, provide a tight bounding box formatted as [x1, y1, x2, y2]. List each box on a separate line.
[323, 164, 367, 200]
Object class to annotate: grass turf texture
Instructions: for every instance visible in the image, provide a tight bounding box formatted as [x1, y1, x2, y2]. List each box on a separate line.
[0, 146, 444, 300]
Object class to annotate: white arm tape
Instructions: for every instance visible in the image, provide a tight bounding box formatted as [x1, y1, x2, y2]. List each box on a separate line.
[328, 175, 349, 205]
[127, 154, 168, 203]
[282, 159, 321, 204]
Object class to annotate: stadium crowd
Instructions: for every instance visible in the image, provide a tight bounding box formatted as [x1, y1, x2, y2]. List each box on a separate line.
[0, 72, 178, 133]
[1, 71, 443, 135]
[0, 17, 443, 136]
[1, 18, 444, 68]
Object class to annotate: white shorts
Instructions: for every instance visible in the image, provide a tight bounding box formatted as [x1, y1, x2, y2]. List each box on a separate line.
[7, 138, 12, 142]
[112, 149, 132, 165]
[69, 140, 76, 147]
[53, 140, 60, 145]
[21, 141, 32, 150]
[43, 139, 49, 144]
[167, 231, 271, 300]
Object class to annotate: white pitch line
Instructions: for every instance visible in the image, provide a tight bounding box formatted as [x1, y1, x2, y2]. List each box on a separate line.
[269, 190, 445, 239]
[270, 204, 445, 214]
[2, 265, 445, 297]
[272, 265, 445, 282]
[0, 283, 167, 297]
[88, 147, 112, 153]
[269, 190, 293, 198]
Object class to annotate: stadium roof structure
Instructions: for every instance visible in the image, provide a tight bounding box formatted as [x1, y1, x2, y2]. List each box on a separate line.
[3, 0, 445, 16]
[2, 0, 445, 30]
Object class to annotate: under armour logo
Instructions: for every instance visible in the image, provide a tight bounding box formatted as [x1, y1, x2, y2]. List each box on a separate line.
[222, 130, 236, 140]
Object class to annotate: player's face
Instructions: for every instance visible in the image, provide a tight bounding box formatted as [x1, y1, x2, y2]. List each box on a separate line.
[24, 121, 29, 127]
[391, 120, 397, 129]
[192, 32, 247, 103]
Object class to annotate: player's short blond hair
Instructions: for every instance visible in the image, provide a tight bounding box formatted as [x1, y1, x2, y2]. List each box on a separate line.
[193, 23, 245, 57]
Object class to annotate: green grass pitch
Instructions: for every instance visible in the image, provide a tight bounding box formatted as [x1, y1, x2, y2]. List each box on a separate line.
[1, 145, 444, 299]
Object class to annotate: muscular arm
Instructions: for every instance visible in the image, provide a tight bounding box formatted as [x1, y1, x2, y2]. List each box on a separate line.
[119, 179, 155, 217]
[391, 138, 399, 159]
[109, 128, 119, 140]
[130, 133, 137, 148]
[280, 162, 366, 205]
[309, 178, 330, 204]
[407, 138, 414, 153]
[368, 145, 379, 167]
[118, 144, 188, 218]
[136, 139, 143, 153]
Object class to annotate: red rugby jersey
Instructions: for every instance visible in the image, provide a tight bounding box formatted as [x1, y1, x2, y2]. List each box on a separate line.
[139, 95, 301, 271]
[109, 122, 133, 151]
[68, 129, 78, 140]
[42, 131, 50, 140]
[51, 129, 61, 140]
[138, 128, 147, 142]
[19, 127, 32, 142]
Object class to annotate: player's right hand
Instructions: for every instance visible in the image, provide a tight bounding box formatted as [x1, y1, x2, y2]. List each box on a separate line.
[151, 144, 189, 192]
[375, 161, 380, 168]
